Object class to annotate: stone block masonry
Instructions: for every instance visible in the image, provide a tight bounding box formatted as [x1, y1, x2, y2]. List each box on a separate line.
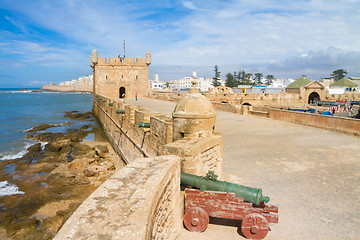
[54, 155, 182, 240]
[55, 94, 223, 239]
[92, 94, 223, 176]
[90, 50, 151, 100]
[269, 108, 360, 136]
[54, 50, 224, 239]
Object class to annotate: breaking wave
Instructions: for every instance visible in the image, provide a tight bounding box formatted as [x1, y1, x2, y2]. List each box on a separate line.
[0, 181, 25, 197]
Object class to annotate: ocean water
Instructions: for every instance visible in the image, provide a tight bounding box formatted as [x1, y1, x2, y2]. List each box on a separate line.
[0, 88, 93, 196]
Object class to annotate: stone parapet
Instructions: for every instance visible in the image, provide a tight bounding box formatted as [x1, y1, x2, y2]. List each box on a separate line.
[93, 95, 223, 175]
[269, 108, 360, 136]
[54, 155, 182, 240]
[150, 91, 360, 108]
[164, 134, 223, 178]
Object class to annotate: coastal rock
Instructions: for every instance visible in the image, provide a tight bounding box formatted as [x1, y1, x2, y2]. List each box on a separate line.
[87, 161, 115, 174]
[64, 111, 93, 120]
[45, 139, 71, 152]
[80, 124, 92, 130]
[6, 218, 39, 236]
[84, 169, 96, 177]
[0, 212, 14, 226]
[32, 132, 65, 142]
[48, 165, 76, 179]
[24, 143, 42, 157]
[74, 175, 90, 185]
[27, 123, 58, 133]
[71, 142, 91, 154]
[47, 165, 89, 186]
[68, 158, 89, 174]
[94, 145, 109, 158]
[65, 129, 89, 142]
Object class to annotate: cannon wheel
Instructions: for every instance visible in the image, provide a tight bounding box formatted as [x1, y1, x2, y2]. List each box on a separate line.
[241, 213, 269, 239]
[183, 207, 209, 232]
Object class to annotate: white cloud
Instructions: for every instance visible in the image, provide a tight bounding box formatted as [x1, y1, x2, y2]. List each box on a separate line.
[0, 0, 359, 82]
[182, 1, 197, 10]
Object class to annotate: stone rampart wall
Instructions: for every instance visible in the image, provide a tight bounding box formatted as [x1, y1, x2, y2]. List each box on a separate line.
[269, 108, 360, 136]
[62, 94, 223, 239]
[54, 155, 182, 240]
[149, 91, 360, 108]
[93, 95, 222, 174]
[42, 84, 93, 93]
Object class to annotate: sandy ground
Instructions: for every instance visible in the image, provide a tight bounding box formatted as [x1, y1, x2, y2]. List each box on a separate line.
[127, 98, 360, 240]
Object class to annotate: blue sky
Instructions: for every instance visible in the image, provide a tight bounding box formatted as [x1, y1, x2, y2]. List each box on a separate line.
[0, 0, 359, 87]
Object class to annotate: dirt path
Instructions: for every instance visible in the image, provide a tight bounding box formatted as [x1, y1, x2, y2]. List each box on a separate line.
[127, 98, 360, 240]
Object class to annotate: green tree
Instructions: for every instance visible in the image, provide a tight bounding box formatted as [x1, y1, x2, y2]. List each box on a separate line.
[245, 73, 253, 84]
[213, 65, 221, 87]
[254, 73, 263, 85]
[225, 73, 237, 88]
[332, 69, 347, 81]
[265, 75, 275, 85]
[238, 70, 246, 84]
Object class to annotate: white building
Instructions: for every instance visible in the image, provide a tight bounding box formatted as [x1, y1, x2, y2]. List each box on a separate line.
[328, 78, 358, 94]
[172, 72, 214, 92]
[149, 73, 165, 90]
[58, 75, 93, 86]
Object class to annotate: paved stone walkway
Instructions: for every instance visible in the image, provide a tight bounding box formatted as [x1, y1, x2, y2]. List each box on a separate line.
[127, 98, 360, 240]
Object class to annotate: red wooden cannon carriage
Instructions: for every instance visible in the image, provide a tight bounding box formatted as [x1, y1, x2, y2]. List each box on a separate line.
[183, 188, 278, 239]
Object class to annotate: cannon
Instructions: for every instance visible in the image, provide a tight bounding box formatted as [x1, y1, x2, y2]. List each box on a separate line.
[138, 122, 150, 128]
[183, 188, 278, 239]
[181, 171, 269, 206]
[116, 110, 125, 114]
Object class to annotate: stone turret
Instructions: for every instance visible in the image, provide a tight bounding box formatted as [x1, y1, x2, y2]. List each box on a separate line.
[145, 51, 151, 65]
[90, 49, 98, 68]
[172, 80, 216, 141]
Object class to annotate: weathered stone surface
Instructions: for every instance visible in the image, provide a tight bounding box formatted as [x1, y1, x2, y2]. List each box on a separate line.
[31, 132, 65, 142]
[27, 123, 58, 133]
[54, 155, 182, 240]
[64, 111, 93, 120]
[91, 51, 151, 100]
[45, 139, 71, 152]
[93, 145, 108, 158]
[65, 129, 89, 142]
[71, 142, 91, 154]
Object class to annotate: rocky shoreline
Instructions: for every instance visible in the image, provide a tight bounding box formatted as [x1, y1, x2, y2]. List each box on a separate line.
[0, 111, 124, 239]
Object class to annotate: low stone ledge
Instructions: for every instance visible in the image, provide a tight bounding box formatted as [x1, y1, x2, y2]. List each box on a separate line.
[54, 155, 182, 240]
[249, 110, 269, 118]
[269, 108, 360, 136]
[164, 135, 222, 178]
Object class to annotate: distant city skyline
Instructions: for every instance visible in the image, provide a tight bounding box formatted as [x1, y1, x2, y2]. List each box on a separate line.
[0, 0, 359, 87]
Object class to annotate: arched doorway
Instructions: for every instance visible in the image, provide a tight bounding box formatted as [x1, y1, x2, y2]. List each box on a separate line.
[242, 103, 251, 106]
[119, 87, 126, 98]
[308, 92, 320, 104]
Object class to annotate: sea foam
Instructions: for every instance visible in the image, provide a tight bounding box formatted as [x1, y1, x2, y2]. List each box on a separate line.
[0, 181, 25, 197]
[0, 142, 33, 161]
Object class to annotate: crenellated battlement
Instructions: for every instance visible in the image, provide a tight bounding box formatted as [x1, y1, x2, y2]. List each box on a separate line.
[96, 56, 147, 65]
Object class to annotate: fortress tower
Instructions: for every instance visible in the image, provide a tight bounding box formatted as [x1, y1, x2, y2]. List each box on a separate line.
[90, 49, 151, 99]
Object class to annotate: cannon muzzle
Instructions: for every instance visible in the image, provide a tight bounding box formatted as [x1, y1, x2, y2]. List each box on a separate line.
[116, 110, 125, 114]
[181, 171, 270, 206]
[138, 122, 150, 128]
